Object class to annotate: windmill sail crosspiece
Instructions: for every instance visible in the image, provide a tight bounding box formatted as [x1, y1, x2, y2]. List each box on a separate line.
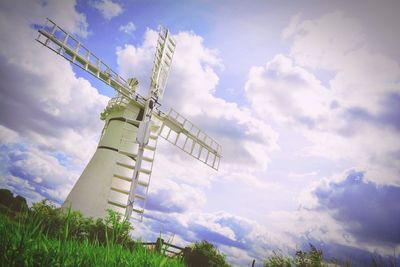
[36, 18, 221, 222]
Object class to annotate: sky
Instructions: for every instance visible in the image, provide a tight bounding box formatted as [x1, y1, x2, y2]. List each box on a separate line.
[0, 0, 399, 266]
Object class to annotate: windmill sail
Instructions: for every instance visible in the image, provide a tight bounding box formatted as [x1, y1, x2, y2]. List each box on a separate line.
[155, 108, 222, 170]
[36, 18, 141, 101]
[150, 26, 176, 100]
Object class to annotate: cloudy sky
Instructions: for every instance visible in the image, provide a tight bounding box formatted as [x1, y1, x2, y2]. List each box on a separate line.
[0, 0, 399, 266]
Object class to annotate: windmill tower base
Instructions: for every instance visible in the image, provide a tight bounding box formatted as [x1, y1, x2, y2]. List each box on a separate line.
[63, 149, 118, 218]
[62, 96, 144, 219]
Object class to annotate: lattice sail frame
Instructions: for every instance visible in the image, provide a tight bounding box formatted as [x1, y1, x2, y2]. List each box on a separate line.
[157, 109, 221, 170]
[36, 18, 137, 99]
[150, 26, 176, 100]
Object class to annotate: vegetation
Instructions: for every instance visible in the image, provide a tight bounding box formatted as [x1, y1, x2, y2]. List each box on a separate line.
[2, 188, 399, 266]
[29, 199, 134, 247]
[183, 240, 230, 267]
[263, 244, 399, 267]
[0, 189, 185, 267]
[0, 188, 28, 214]
[0, 212, 185, 266]
[0, 189, 230, 267]
[264, 244, 325, 267]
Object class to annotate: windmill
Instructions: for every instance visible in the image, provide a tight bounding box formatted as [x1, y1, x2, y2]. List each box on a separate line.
[36, 19, 221, 222]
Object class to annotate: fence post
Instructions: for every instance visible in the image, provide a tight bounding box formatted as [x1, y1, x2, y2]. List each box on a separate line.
[182, 247, 191, 261]
[155, 238, 164, 253]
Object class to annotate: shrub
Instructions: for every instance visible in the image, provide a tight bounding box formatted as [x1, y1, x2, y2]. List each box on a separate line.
[264, 244, 326, 267]
[0, 188, 14, 206]
[0, 188, 28, 213]
[264, 251, 294, 267]
[184, 240, 230, 267]
[294, 244, 324, 267]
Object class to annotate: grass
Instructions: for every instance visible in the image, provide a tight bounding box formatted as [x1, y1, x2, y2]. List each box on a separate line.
[263, 245, 399, 267]
[4, 192, 396, 267]
[264, 245, 326, 267]
[0, 211, 185, 267]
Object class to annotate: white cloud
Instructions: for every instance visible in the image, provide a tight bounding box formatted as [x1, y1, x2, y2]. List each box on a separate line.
[237, 10, 400, 263]
[0, 143, 79, 203]
[283, 12, 365, 71]
[0, 175, 44, 205]
[119, 21, 136, 34]
[92, 0, 123, 20]
[0, 0, 88, 40]
[245, 54, 333, 127]
[293, 170, 400, 255]
[0, 125, 19, 143]
[146, 177, 207, 213]
[245, 11, 400, 186]
[116, 29, 158, 94]
[150, 145, 215, 188]
[0, 0, 109, 165]
[283, 11, 400, 116]
[288, 171, 317, 178]
[117, 29, 279, 177]
[303, 124, 400, 185]
[219, 245, 253, 267]
[0, 0, 108, 203]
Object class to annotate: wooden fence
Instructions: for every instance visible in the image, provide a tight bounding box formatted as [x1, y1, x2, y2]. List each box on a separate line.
[142, 238, 257, 266]
[142, 238, 189, 259]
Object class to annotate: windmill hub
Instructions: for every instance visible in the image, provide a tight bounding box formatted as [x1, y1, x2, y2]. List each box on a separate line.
[127, 77, 139, 92]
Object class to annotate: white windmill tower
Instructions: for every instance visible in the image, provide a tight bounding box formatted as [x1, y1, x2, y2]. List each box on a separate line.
[36, 19, 221, 221]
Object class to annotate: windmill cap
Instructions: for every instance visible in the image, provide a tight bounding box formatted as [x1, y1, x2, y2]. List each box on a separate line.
[127, 77, 139, 88]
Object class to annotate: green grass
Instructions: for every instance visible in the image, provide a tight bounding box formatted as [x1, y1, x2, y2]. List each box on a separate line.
[0, 212, 185, 267]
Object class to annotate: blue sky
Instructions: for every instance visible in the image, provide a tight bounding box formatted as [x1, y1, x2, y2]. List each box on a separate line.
[0, 0, 399, 266]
